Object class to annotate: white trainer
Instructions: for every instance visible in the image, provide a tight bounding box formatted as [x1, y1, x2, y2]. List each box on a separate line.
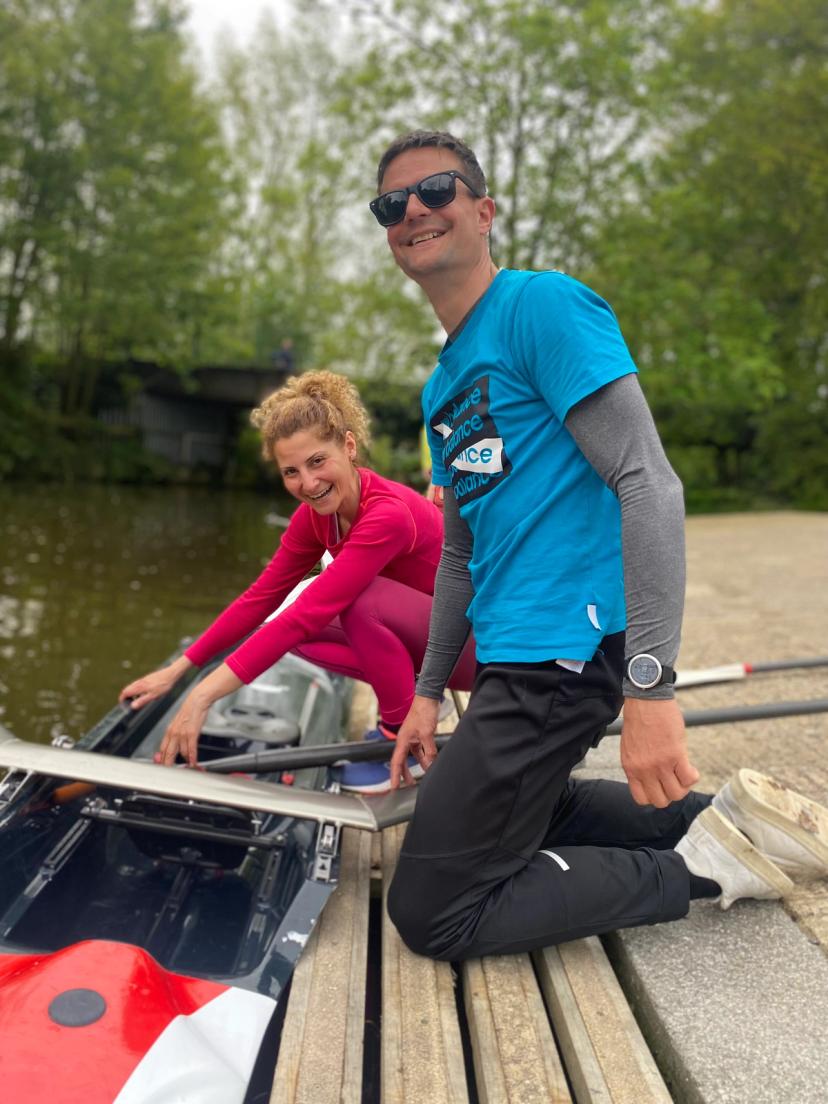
[676, 806, 793, 910]
[713, 768, 828, 880]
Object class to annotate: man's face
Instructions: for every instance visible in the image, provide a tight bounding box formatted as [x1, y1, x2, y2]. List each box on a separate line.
[379, 148, 494, 284]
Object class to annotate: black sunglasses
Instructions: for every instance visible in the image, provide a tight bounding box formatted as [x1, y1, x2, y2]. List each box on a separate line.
[369, 170, 483, 227]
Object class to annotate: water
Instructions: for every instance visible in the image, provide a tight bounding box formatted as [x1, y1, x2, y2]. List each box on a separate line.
[0, 483, 290, 745]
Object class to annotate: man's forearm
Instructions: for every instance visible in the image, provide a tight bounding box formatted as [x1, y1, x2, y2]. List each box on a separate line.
[565, 374, 685, 699]
[416, 488, 475, 699]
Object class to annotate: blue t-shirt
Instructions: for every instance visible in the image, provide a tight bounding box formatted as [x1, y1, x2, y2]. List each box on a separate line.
[423, 269, 637, 662]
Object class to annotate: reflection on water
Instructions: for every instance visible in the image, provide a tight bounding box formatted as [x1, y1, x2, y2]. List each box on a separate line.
[0, 483, 289, 744]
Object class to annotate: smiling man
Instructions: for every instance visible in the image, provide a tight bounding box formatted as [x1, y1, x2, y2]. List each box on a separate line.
[371, 129, 828, 960]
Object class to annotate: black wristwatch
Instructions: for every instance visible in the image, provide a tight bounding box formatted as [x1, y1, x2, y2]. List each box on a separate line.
[625, 653, 677, 691]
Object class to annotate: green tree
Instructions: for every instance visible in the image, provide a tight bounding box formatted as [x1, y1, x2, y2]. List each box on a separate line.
[590, 0, 828, 506]
[211, 7, 438, 379]
[330, 0, 674, 272]
[0, 0, 234, 417]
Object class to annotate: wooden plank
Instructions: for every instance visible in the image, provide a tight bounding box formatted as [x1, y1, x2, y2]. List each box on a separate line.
[533, 938, 672, 1104]
[531, 944, 612, 1104]
[270, 828, 372, 1104]
[463, 955, 571, 1104]
[347, 680, 378, 741]
[381, 824, 469, 1104]
[449, 690, 470, 718]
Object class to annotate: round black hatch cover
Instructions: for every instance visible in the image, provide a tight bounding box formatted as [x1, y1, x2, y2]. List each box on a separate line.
[48, 988, 107, 1027]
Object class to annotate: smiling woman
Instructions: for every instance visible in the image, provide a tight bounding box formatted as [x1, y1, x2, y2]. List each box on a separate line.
[120, 370, 476, 792]
[255, 372, 368, 535]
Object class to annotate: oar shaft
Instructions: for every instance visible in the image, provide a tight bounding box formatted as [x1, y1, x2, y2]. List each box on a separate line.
[606, 697, 828, 735]
[203, 698, 828, 774]
[204, 735, 429, 774]
[749, 656, 828, 674]
[678, 655, 828, 688]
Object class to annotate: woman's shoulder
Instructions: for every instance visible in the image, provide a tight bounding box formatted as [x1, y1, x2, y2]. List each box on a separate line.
[358, 468, 442, 527]
[281, 500, 326, 546]
[360, 468, 432, 506]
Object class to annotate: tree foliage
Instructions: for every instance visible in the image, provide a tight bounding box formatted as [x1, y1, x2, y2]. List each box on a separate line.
[333, 0, 673, 272]
[210, 6, 439, 379]
[589, 0, 828, 506]
[0, 0, 825, 504]
[0, 0, 232, 413]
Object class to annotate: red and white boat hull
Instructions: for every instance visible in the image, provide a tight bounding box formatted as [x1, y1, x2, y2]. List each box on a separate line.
[0, 941, 276, 1103]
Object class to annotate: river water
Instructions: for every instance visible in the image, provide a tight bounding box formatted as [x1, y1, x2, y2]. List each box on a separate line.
[0, 483, 290, 745]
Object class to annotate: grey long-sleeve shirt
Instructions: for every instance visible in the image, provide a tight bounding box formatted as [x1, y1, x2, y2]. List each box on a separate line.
[416, 373, 685, 701]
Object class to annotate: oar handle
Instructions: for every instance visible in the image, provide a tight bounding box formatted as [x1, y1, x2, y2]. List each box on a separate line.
[203, 734, 453, 774]
[203, 698, 828, 775]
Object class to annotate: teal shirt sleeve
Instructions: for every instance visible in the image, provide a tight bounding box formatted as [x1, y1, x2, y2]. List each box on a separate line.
[512, 273, 638, 422]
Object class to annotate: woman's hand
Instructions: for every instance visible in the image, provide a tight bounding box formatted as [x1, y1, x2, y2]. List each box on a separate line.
[154, 663, 243, 768]
[120, 656, 193, 710]
[154, 690, 211, 767]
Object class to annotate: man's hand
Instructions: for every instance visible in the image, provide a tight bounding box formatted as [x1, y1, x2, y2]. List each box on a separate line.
[620, 697, 699, 807]
[424, 484, 444, 509]
[390, 695, 441, 790]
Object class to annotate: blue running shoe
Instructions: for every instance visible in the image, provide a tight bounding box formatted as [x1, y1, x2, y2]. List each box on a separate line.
[337, 726, 423, 794]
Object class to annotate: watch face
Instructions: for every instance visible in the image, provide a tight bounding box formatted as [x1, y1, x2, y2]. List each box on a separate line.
[630, 655, 661, 688]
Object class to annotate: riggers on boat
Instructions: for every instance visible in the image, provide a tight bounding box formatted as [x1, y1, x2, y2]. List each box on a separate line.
[0, 650, 409, 1104]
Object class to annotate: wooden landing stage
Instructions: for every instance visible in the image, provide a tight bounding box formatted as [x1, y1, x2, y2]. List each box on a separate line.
[270, 823, 671, 1104]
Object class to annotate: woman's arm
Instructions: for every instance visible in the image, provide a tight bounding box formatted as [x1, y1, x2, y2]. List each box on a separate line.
[154, 501, 417, 767]
[119, 653, 195, 710]
[224, 501, 417, 683]
[154, 662, 243, 767]
[119, 507, 322, 710]
[184, 509, 324, 668]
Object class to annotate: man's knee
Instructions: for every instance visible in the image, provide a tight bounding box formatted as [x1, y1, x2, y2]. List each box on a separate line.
[387, 863, 463, 960]
[387, 867, 438, 957]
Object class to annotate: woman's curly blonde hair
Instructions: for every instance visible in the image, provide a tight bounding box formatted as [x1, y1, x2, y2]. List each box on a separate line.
[251, 370, 372, 462]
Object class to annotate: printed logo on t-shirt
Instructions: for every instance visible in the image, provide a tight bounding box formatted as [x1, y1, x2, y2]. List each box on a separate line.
[431, 375, 511, 505]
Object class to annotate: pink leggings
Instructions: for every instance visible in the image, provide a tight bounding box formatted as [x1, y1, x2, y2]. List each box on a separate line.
[292, 576, 476, 726]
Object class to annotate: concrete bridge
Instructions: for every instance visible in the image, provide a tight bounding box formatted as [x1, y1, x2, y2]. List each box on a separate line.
[99, 361, 292, 469]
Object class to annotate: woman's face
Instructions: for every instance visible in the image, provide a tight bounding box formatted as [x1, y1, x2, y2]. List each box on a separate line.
[274, 429, 359, 518]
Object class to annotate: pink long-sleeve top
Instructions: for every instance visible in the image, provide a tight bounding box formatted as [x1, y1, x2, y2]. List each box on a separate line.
[184, 468, 444, 684]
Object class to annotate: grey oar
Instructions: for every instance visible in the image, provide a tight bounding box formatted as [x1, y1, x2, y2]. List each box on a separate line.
[203, 697, 828, 775]
[678, 655, 828, 688]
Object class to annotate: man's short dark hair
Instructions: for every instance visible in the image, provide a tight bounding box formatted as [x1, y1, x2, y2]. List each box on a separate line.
[376, 130, 487, 195]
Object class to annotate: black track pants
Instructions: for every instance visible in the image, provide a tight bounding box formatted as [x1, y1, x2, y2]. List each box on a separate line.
[388, 633, 710, 960]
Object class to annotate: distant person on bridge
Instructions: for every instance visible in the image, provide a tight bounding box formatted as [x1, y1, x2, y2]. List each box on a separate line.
[369, 129, 828, 959]
[120, 370, 475, 791]
[271, 337, 295, 375]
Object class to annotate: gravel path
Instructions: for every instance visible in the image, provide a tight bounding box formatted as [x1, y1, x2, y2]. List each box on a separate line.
[674, 512, 828, 950]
